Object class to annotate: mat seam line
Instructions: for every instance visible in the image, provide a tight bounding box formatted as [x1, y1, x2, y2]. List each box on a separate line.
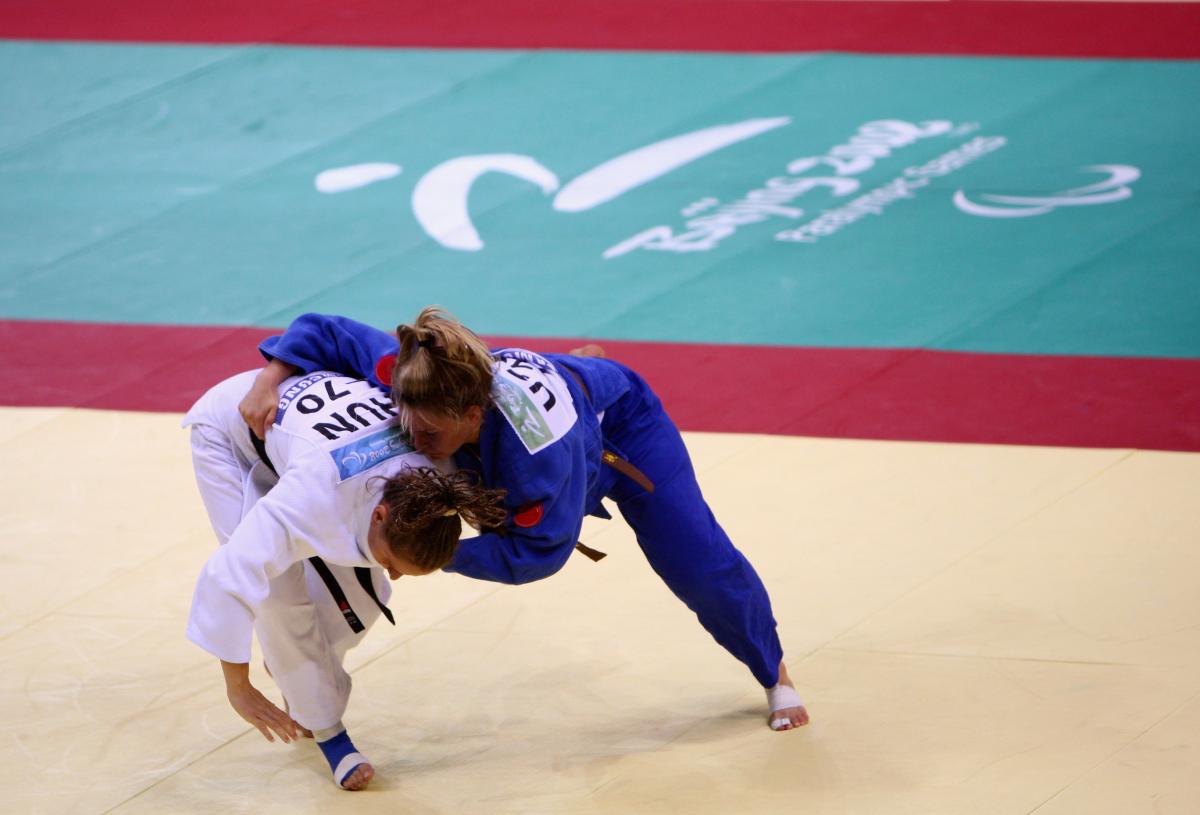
[0, 42, 248, 162]
[8, 48, 530, 301]
[802, 448, 1137, 654]
[1024, 686, 1200, 815]
[97, 584, 508, 814]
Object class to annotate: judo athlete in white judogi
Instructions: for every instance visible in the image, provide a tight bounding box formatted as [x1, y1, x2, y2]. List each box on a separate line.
[183, 369, 506, 790]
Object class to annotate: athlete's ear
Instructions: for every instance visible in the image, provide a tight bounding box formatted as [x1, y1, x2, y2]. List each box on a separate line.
[371, 503, 389, 526]
[465, 404, 484, 429]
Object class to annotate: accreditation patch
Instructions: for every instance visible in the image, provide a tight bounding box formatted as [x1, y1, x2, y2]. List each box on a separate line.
[329, 425, 414, 481]
[491, 351, 578, 454]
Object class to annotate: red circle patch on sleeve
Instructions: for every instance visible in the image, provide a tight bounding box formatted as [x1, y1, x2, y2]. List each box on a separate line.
[374, 353, 397, 386]
[513, 502, 544, 528]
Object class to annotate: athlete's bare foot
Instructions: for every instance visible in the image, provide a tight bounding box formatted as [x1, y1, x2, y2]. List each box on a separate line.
[340, 762, 375, 791]
[317, 728, 374, 790]
[568, 343, 606, 358]
[767, 662, 810, 731]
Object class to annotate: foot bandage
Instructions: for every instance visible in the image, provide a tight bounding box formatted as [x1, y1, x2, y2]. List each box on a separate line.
[316, 729, 368, 788]
[766, 683, 805, 731]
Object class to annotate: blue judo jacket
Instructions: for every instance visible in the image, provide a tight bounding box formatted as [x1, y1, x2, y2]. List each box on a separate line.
[260, 313, 634, 585]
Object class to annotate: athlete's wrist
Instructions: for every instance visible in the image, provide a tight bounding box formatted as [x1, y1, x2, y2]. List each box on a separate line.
[258, 358, 298, 387]
[220, 659, 252, 689]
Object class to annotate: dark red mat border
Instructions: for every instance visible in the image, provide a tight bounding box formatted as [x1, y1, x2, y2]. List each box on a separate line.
[2, 0, 1199, 58]
[5, 319, 1198, 451]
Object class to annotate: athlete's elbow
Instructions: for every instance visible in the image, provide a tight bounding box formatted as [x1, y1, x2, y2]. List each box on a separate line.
[505, 562, 565, 585]
[506, 548, 574, 584]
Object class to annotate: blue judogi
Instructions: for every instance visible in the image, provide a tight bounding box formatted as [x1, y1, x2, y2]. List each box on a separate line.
[261, 314, 783, 686]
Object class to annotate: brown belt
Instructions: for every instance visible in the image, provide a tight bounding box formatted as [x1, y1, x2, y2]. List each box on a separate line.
[562, 366, 657, 563]
[601, 450, 655, 493]
[563, 368, 655, 494]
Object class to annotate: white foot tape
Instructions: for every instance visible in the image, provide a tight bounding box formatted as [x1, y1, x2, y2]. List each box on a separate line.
[333, 752, 368, 786]
[766, 683, 805, 731]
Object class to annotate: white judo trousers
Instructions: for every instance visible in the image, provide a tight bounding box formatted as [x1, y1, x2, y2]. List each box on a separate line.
[186, 370, 391, 732]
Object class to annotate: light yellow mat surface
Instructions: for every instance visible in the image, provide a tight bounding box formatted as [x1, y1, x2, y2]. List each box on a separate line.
[1, 407, 1197, 815]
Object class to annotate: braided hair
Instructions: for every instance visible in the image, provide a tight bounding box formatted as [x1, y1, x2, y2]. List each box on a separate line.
[375, 467, 507, 571]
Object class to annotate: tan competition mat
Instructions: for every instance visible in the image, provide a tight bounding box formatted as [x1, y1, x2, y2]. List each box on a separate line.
[1, 406, 1197, 814]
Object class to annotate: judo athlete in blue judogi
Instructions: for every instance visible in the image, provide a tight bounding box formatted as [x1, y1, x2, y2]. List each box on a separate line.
[239, 307, 808, 731]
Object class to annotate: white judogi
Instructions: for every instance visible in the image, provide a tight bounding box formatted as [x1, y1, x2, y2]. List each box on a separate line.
[184, 369, 435, 731]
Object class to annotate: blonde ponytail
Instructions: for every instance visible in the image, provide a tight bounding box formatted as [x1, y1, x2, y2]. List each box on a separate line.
[389, 306, 494, 418]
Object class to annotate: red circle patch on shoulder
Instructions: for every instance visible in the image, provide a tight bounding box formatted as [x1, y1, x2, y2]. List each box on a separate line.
[374, 353, 397, 386]
[513, 502, 545, 528]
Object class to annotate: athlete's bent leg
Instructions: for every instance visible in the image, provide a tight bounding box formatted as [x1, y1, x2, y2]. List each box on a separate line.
[256, 561, 384, 788]
[607, 381, 807, 729]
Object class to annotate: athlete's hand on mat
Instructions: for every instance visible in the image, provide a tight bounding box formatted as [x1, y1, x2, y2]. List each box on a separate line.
[240, 359, 295, 439]
[226, 679, 301, 744]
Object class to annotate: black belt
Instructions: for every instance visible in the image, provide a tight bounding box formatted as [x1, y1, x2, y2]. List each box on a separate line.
[248, 428, 395, 632]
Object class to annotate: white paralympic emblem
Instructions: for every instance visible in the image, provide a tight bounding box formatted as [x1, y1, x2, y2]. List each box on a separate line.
[953, 164, 1140, 218]
[313, 117, 791, 251]
[340, 449, 369, 474]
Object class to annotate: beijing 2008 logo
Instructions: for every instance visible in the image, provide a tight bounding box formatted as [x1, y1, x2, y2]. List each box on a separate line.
[312, 117, 1140, 256]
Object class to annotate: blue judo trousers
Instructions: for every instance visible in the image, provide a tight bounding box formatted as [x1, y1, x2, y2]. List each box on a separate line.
[260, 314, 784, 688]
[596, 364, 783, 687]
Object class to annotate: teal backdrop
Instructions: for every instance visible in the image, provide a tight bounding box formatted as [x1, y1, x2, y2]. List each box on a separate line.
[2, 43, 1197, 357]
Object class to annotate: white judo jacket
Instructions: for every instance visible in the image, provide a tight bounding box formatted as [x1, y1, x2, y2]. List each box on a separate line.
[184, 370, 434, 664]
